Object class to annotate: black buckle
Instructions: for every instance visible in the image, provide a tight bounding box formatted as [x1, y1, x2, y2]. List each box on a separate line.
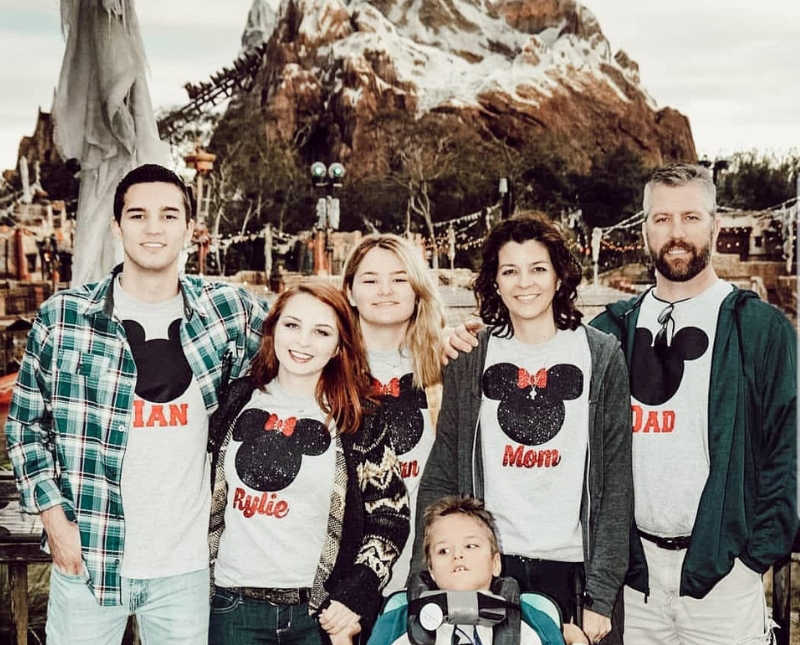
[637, 529, 691, 550]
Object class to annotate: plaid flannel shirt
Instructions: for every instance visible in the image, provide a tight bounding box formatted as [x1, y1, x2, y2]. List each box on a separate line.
[5, 265, 267, 605]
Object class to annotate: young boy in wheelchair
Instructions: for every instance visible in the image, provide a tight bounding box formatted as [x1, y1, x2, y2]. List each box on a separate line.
[366, 496, 589, 644]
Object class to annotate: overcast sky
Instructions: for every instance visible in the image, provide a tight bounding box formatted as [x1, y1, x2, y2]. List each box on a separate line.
[1, 0, 798, 171]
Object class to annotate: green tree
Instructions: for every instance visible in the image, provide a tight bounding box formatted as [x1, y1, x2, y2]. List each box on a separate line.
[209, 103, 313, 237]
[338, 177, 406, 232]
[507, 135, 577, 216]
[717, 152, 799, 210]
[572, 145, 650, 227]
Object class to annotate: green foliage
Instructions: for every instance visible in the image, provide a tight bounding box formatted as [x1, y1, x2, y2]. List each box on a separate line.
[716, 151, 799, 211]
[209, 103, 314, 235]
[194, 99, 654, 244]
[572, 145, 650, 227]
[512, 135, 578, 216]
[369, 110, 501, 232]
[428, 137, 500, 222]
[462, 135, 650, 228]
[338, 177, 407, 232]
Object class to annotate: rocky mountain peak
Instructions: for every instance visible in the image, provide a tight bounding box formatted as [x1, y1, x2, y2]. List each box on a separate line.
[494, 0, 602, 41]
[234, 0, 695, 177]
[241, 0, 281, 54]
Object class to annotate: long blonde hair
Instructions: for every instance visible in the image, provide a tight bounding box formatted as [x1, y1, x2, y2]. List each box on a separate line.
[343, 234, 445, 389]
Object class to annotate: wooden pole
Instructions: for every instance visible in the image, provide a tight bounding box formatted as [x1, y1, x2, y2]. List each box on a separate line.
[14, 229, 29, 281]
[772, 554, 791, 645]
[9, 562, 28, 645]
[264, 223, 272, 279]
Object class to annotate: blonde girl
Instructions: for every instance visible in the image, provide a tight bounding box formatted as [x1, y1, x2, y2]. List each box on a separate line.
[342, 234, 446, 594]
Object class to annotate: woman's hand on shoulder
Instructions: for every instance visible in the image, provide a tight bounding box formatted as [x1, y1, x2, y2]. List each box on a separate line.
[441, 320, 483, 364]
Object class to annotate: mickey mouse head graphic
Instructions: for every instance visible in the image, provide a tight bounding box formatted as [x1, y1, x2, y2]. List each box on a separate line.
[630, 327, 708, 406]
[122, 319, 193, 402]
[232, 408, 331, 491]
[482, 362, 583, 445]
[372, 372, 427, 455]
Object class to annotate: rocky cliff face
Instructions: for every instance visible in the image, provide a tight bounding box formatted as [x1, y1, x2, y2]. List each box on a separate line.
[236, 0, 696, 177]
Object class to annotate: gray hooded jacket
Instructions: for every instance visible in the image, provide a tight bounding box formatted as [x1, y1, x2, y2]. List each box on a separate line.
[410, 324, 632, 619]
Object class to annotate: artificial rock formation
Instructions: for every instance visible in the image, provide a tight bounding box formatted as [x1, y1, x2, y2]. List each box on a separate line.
[236, 0, 696, 177]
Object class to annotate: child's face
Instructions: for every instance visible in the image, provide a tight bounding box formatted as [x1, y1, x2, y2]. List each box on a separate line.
[427, 514, 501, 591]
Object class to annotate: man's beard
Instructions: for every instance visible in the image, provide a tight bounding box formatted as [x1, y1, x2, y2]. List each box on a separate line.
[651, 238, 712, 282]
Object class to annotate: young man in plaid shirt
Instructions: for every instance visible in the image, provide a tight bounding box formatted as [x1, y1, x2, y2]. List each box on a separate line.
[6, 164, 268, 644]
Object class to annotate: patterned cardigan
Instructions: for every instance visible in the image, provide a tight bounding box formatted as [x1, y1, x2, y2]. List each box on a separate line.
[207, 376, 410, 624]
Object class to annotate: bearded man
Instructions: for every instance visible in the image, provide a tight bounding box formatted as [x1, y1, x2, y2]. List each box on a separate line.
[591, 163, 797, 644]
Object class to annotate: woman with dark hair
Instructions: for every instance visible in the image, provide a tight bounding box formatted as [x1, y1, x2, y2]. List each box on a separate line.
[207, 282, 409, 645]
[412, 214, 632, 643]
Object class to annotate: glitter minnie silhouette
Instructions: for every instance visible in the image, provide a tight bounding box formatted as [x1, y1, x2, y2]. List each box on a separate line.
[482, 362, 583, 445]
[630, 327, 708, 406]
[123, 319, 192, 403]
[232, 408, 330, 491]
[372, 372, 427, 455]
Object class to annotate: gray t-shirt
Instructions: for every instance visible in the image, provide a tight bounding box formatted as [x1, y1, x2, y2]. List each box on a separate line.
[215, 381, 337, 588]
[630, 279, 733, 536]
[482, 329, 591, 562]
[115, 277, 210, 578]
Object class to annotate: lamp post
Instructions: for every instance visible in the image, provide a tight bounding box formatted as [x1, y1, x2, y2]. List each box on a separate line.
[499, 177, 512, 219]
[184, 145, 216, 275]
[794, 173, 799, 273]
[184, 145, 216, 227]
[309, 162, 345, 275]
[698, 157, 729, 186]
[447, 224, 456, 287]
[591, 227, 602, 288]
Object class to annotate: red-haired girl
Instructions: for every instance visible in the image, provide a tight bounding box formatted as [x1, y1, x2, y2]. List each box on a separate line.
[208, 282, 409, 644]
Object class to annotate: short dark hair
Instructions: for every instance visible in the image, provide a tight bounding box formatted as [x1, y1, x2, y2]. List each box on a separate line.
[422, 496, 499, 568]
[113, 163, 195, 223]
[474, 213, 583, 336]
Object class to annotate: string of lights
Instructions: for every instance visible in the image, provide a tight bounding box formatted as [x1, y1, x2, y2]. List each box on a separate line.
[432, 202, 502, 229]
[192, 194, 797, 264]
[600, 238, 642, 253]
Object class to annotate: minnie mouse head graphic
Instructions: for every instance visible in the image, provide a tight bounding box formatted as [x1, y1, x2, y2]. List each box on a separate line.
[630, 326, 708, 406]
[482, 362, 583, 445]
[372, 373, 427, 455]
[232, 409, 331, 491]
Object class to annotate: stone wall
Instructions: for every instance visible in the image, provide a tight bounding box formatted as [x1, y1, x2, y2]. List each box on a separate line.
[711, 255, 791, 291]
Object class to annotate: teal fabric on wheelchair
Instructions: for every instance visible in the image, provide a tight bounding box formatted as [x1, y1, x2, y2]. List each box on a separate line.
[383, 591, 409, 614]
[520, 593, 561, 627]
[368, 586, 565, 644]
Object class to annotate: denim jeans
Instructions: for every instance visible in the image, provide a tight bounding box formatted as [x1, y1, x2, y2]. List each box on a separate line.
[209, 586, 325, 645]
[45, 565, 209, 645]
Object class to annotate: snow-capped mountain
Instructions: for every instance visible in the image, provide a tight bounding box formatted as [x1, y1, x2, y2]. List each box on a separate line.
[237, 0, 695, 176]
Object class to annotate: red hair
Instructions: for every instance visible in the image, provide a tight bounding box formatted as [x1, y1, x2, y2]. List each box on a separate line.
[249, 282, 376, 434]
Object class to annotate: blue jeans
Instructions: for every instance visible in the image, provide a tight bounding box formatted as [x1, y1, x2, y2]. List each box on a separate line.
[209, 587, 325, 645]
[45, 565, 209, 645]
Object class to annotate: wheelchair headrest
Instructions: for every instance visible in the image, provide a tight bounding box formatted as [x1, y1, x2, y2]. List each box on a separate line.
[405, 572, 521, 645]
